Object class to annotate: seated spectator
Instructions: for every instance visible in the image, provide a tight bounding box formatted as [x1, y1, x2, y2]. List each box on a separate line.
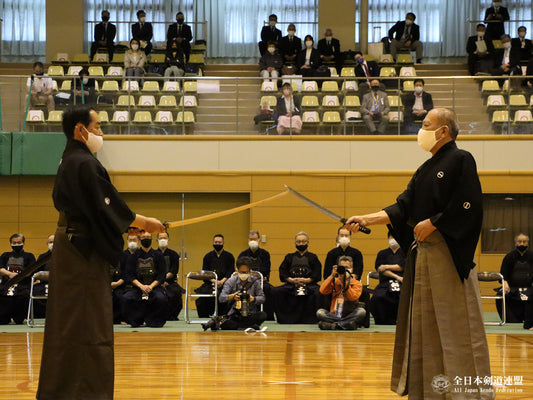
[0, 233, 36, 324]
[354, 51, 380, 95]
[124, 38, 146, 78]
[497, 233, 533, 325]
[361, 79, 390, 134]
[167, 12, 193, 62]
[90, 10, 116, 62]
[403, 78, 433, 128]
[388, 12, 423, 63]
[112, 233, 139, 324]
[32, 235, 54, 319]
[297, 35, 322, 77]
[26, 62, 55, 111]
[278, 24, 302, 66]
[490, 34, 522, 77]
[156, 231, 184, 321]
[368, 233, 405, 325]
[316, 256, 366, 330]
[317, 28, 341, 73]
[466, 23, 495, 75]
[276, 82, 302, 135]
[259, 41, 283, 84]
[324, 227, 363, 280]
[511, 26, 532, 64]
[271, 231, 321, 324]
[258, 14, 282, 56]
[484, 1, 509, 42]
[164, 39, 185, 77]
[122, 231, 168, 328]
[132, 9, 153, 56]
[195, 234, 235, 318]
[72, 68, 97, 105]
[209, 257, 267, 331]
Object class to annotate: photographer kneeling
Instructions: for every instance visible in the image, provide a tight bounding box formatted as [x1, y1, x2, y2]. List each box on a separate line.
[316, 256, 366, 330]
[206, 257, 267, 331]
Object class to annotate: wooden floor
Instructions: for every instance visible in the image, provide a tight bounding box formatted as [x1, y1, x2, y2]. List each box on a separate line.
[1, 332, 533, 399]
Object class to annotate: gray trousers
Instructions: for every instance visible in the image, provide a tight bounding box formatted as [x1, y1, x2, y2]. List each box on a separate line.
[316, 307, 366, 329]
[363, 114, 389, 134]
[390, 39, 423, 60]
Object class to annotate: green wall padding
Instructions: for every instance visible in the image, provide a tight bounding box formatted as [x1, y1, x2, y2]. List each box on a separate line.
[0, 132, 11, 175]
[11, 132, 66, 175]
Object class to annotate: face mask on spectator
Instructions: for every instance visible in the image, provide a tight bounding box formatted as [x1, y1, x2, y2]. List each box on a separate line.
[477, 30, 485, 36]
[82, 78, 89, 85]
[177, 18, 184, 24]
[305, 41, 313, 48]
[141, 238, 152, 248]
[128, 241, 138, 251]
[238, 273, 250, 281]
[371, 85, 380, 91]
[405, 19, 414, 26]
[11, 244, 23, 253]
[267, 47, 275, 54]
[338, 237, 350, 247]
[48, 243, 54, 252]
[139, 16, 146, 23]
[131, 44, 139, 50]
[158, 239, 168, 248]
[102, 15, 110, 22]
[248, 240, 259, 251]
[389, 238, 400, 251]
[213, 244, 223, 252]
[517, 245, 528, 252]
[414, 86, 423, 94]
[417, 126, 444, 152]
[296, 244, 308, 252]
[269, 20, 276, 27]
[356, 57, 364, 64]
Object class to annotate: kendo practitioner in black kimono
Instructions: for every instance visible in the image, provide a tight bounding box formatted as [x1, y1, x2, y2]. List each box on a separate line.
[156, 231, 184, 320]
[31, 234, 55, 319]
[272, 231, 322, 324]
[368, 233, 406, 325]
[112, 233, 140, 324]
[0, 233, 36, 324]
[195, 234, 235, 318]
[497, 233, 533, 324]
[36, 105, 165, 400]
[122, 231, 168, 328]
[346, 108, 493, 398]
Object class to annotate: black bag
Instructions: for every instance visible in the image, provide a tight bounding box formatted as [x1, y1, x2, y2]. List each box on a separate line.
[315, 64, 331, 77]
[185, 63, 201, 74]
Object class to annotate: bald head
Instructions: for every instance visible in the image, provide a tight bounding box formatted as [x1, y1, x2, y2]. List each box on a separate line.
[430, 108, 459, 139]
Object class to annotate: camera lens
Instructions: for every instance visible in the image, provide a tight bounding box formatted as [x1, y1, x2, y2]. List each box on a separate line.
[337, 265, 345, 275]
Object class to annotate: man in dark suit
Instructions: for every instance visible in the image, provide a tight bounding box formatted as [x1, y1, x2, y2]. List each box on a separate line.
[484, 2, 510, 42]
[403, 79, 434, 133]
[90, 10, 116, 62]
[317, 28, 341, 73]
[167, 12, 193, 62]
[132, 10, 153, 56]
[354, 51, 380, 96]
[278, 24, 302, 65]
[466, 23, 495, 75]
[388, 12, 423, 63]
[511, 26, 533, 64]
[258, 14, 282, 56]
[491, 34, 522, 77]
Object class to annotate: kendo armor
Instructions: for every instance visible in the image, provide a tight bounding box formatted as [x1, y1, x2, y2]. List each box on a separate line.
[137, 257, 155, 285]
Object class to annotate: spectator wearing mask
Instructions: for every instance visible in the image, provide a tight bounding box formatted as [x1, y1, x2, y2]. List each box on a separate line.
[361, 79, 390, 134]
[72, 68, 97, 105]
[484, 1, 510, 42]
[156, 231, 184, 321]
[0, 233, 36, 324]
[259, 41, 283, 84]
[297, 35, 322, 77]
[124, 38, 146, 78]
[167, 12, 193, 62]
[112, 233, 139, 324]
[324, 227, 363, 280]
[276, 82, 302, 135]
[26, 62, 55, 111]
[258, 14, 282, 56]
[466, 23, 495, 75]
[490, 34, 522, 77]
[388, 12, 423, 63]
[278, 24, 302, 65]
[90, 10, 116, 62]
[131, 9, 153, 56]
[316, 256, 366, 330]
[403, 79, 434, 128]
[353, 51, 380, 96]
[164, 39, 185, 77]
[511, 26, 532, 64]
[317, 28, 341, 73]
[368, 233, 406, 325]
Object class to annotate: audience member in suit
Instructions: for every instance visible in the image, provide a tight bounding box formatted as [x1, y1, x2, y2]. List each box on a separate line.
[90, 10, 116, 61]
[167, 12, 193, 62]
[403, 79, 434, 128]
[297, 35, 322, 77]
[131, 9, 153, 56]
[361, 79, 390, 134]
[388, 12, 423, 63]
[317, 28, 341, 73]
[511, 26, 533, 64]
[466, 23, 495, 75]
[276, 83, 302, 135]
[490, 34, 522, 77]
[278, 24, 302, 65]
[354, 51, 380, 96]
[484, 2, 510, 42]
[258, 14, 282, 56]
[124, 38, 147, 78]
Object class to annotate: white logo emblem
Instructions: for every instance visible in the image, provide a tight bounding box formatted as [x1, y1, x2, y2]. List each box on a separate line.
[463, 202, 471, 209]
[437, 171, 444, 179]
[104, 197, 110, 205]
[431, 374, 451, 394]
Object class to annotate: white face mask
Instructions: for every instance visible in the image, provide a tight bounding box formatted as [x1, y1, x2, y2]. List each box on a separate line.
[139, 17, 146, 23]
[82, 78, 89, 85]
[414, 86, 423, 94]
[519, 31, 526, 38]
[248, 240, 259, 251]
[267, 47, 275, 54]
[338, 236, 350, 247]
[131, 44, 139, 50]
[238, 273, 250, 281]
[305, 41, 313, 48]
[48, 243, 54, 252]
[405, 19, 413, 26]
[83, 127, 104, 153]
[417, 126, 444, 152]
[158, 239, 168, 248]
[128, 241, 138, 251]
[502, 41, 511, 49]
[288, 30, 295, 37]
[389, 238, 400, 251]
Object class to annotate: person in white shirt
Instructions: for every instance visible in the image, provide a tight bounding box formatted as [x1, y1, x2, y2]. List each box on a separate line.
[26, 62, 55, 111]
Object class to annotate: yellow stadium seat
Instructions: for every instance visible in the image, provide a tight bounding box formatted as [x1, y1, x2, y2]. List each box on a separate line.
[159, 95, 177, 108]
[259, 96, 277, 108]
[176, 111, 195, 123]
[142, 81, 160, 92]
[388, 111, 404, 122]
[47, 110, 63, 123]
[343, 95, 361, 108]
[116, 95, 136, 108]
[403, 80, 414, 91]
[486, 95, 505, 106]
[399, 67, 416, 77]
[99, 111, 109, 124]
[188, 54, 205, 64]
[301, 95, 319, 107]
[54, 53, 69, 63]
[133, 111, 153, 123]
[149, 54, 166, 64]
[492, 40, 503, 49]
[341, 80, 358, 91]
[322, 111, 341, 123]
[514, 110, 533, 122]
[138, 95, 156, 107]
[26, 110, 45, 122]
[67, 65, 83, 76]
[183, 81, 197, 92]
[379, 54, 394, 63]
[261, 81, 276, 92]
[380, 67, 397, 77]
[122, 80, 140, 92]
[60, 80, 72, 92]
[93, 53, 108, 63]
[302, 111, 320, 123]
[88, 66, 104, 77]
[340, 67, 355, 77]
[345, 110, 362, 121]
[397, 54, 413, 64]
[111, 53, 125, 65]
[47, 65, 64, 77]
[510, 95, 527, 107]
[72, 53, 90, 63]
[163, 81, 180, 92]
[179, 95, 198, 107]
[322, 81, 339, 92]
[388, 96, 403, 108]
[101, 80, 119, 93]
[481, 80, 500, 94]
[106, 66, 123, 76]
[112, 111, 130, 123]
[302, 80, 318, 92]
[322, 95, 340, 107]
[155, 111, 174, 123]
[492, 110, 509, 122]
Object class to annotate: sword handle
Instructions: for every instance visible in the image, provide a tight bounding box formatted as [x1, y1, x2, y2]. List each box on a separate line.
[340, 218, 371, 234]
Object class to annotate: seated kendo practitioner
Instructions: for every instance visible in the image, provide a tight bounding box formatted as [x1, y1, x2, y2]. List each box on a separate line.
[122, 231, 168, 328]
[0, 233, 36, 324]
[272, 231, 322, 324]
[156, 231, 184, 321]
[112, 232, 139, 324]
[32, 234, 55, 319]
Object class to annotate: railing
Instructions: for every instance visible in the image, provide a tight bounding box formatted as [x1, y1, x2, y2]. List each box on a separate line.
[466, 19, 533, 36]
[10, 72, 533, 136]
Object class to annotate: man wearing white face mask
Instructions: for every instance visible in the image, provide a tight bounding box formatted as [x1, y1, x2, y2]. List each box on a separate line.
[511, 26, 532, 63]
[324, 227, 363, 280]
[402, 78, 433, 131]
[317, 28, 341, 73]
[156, 231, 184, 320]
[112, 233, 140, 324]
[368, 233, 406, 325]
[258, 14, 282, 56]
[131, 9, 153, 56]
[278, 24, 302, 65]
[490, 34, 521, 77]
[484, 1, 509, 42]
[388, 12, 423, 63]
[346, 108, 494, 399]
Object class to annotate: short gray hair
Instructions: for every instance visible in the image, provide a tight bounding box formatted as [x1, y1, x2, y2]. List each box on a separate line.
[249, 230, 260, 238]
[295, 231, 309, 241]
[515, 233, 529, 243]
[338, 255, 353, 266]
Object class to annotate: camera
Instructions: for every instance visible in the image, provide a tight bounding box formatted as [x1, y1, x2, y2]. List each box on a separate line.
[239, 291, 250, 302]
[336, 265, 346, 275]
[237, 290, 250, 317]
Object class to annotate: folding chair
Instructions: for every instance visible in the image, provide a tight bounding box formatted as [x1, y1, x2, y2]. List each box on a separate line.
[477, 272, 505, 326]
[184, 271, 218, 324]
[27, 271, 49, 327]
